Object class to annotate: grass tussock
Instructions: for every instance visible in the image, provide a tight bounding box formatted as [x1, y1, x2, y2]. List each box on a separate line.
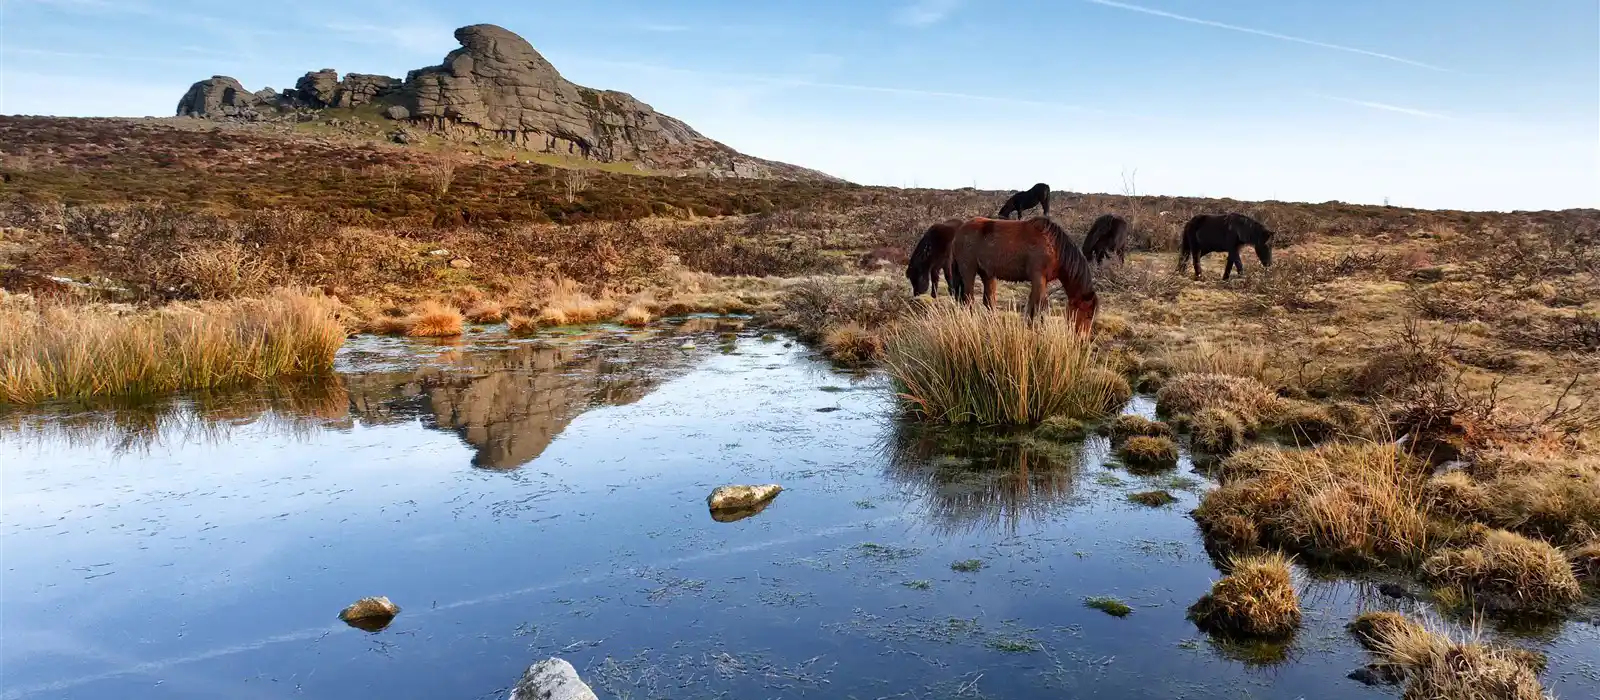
[1191, 407, 1246, 454]
[1570, 539, 1600, 586]
[1156, 373, 1283, 427]
[1129, 490, 1178, 507]
[1186, 552, 1302, 639]
[1420, 529, 1582, 614]
[0, 289, 345, 404]
[1348, 612, 1549, 700]
[821, 323, 884, 364]
[533, 278, 621, 327]
[881, 303, 1113, 425]
[1084, 596, 1132, 617]
[1267, 399, 1343, 445]
[406, 300, 464, 337]
[1033, 415, 1087, 443]
[506, 314, 539, 336]
[617, 304, 654, 328]
[463, 299, 505, 324]
[1100, 414, 1174, 443]
[1194, 442, 1432, 569]
[1118, 435, 1180, 471]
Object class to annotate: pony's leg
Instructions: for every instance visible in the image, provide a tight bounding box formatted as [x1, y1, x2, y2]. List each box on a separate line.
[1224, 249, 1242, 281]
[928, 266, 939, 299]
[1193, 252, 1204, 280]
[982, 275, 998, 310]
[1027, 276, 1048, 321]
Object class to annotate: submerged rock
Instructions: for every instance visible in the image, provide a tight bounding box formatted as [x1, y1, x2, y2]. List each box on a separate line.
[507, 657, 597, 700]
[1348, 662, 1407, 686]
[707, 484, 782, 512]
[338, 596, 400, 631]
[709, 498, 774, 523]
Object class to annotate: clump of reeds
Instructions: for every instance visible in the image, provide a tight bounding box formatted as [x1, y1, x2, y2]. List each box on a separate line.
[533, 278, 620, 327]
[1034, 415, 1087, 443]
[1191, 407, 1245, 454]
[407, 301, 464, 337]
[506, 314, 539, 336]
[0, 288, 345, 404]
[1570, 539, 1600, 586]
[821, 323, 883, 364]
[1118, 435, 1180, 471]
[1194, 442, 1432, 568]
[1099, 414, 1173, 443]
[1186, 551, 1302, 639]
[880, 303, 1112, 424]
[1421, 529, 1582, 614]
[617, 304, 654, 328]
[1347, 611, 1549, 700]
[1129, 490, 1177, 507]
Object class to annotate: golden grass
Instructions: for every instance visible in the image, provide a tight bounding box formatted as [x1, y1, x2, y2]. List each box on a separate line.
[406, 301, 464, 337]
[618, 304, 654, 328]
[463, 300, 505, 324]
[1151, 341, 1277, 385]
[1100, 414, 1174, 443]
[1570, 539, 1600, 585]
[881, 303, 1113, 425]
[1420, 529, 1582, 613]
[506, 314, 539, 336]
[1118, 435, 1180, 470]
[533, 278, 621, 327]
[1267, 399, 1342, 444]
[1191, 407, 1245, 454]
[1156, 373, 1283, 427]
[1348, 612, 1549, 700]
[1033, 415, 1087, 443]
[1186, 551, 1302, 639]
[821, 323, 883, 364]
[1195, 442, 1432, 568]
[0, 289, 345, 404]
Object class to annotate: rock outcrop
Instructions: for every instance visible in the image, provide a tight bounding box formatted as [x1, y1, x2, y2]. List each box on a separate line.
[172, 23, 838, 181]
[176, 76, 263, 120]
[507, 658, 597, 700]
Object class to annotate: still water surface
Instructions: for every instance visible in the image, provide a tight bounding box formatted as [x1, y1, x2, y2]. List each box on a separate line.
[4, 318, 1598, 699]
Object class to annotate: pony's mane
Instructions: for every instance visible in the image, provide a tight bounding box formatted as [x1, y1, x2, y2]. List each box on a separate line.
[1034, 217, 1093, 293]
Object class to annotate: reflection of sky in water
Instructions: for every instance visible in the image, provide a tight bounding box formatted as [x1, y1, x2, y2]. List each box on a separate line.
[3, 328, 1597, 700]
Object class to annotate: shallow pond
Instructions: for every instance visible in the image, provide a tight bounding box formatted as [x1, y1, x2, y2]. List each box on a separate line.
[4, 318, 1598, 699]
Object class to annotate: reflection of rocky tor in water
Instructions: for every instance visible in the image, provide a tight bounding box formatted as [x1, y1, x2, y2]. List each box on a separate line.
[348, 336, 702, 470]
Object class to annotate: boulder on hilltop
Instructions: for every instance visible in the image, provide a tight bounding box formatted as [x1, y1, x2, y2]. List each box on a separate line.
[176, 76, 263, 120]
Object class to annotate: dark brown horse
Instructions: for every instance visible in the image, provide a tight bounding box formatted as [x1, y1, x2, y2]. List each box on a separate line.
[1178, 212, 1276, 280]
[998, 183, 1051, 219]
[950, 216, 1098, 334]
[1081, 214, 1130, 265]
[905, 218, 963, 298]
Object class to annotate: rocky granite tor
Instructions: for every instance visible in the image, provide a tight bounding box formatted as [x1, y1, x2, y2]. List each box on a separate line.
[174, 23, 840, 182]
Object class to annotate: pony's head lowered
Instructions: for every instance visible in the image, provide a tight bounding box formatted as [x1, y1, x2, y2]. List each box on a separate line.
[1243, 217, 1276, 267]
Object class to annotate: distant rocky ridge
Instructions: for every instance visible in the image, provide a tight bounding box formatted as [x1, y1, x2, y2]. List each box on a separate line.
[175, 23, 839, 182]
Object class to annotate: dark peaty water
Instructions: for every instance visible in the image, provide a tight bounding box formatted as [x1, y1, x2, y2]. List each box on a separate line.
[4, 319, 1598, 699]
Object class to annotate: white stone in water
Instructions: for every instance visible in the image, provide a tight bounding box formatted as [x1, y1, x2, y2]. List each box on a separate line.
[507, 658, 598, 700]
[338, 595, 400, 622]
[707, 484, 783, 511]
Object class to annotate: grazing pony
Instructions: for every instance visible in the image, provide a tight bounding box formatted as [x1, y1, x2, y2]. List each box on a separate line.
[1178, 213, 1276, 280]
[997, 183, 1051, 219]
[905, 218, 964, 298]
[950, 216, 1098, 334]
[1081, 214, 1130, 265]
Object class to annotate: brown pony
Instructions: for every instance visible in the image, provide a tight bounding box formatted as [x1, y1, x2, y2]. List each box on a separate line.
[950, 216, 1098, 334]
[905, 218, 963, 298]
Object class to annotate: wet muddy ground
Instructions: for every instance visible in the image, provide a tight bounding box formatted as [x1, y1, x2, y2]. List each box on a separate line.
[4, 317, 1598, 699]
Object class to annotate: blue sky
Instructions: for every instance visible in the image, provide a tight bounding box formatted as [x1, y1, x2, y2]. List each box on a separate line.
[2, 0, 1595, 211]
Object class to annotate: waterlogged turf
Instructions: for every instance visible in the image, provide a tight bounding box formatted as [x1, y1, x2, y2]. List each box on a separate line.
[4, 319, 1598, 699]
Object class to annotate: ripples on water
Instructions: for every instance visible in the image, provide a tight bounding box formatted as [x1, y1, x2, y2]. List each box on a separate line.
[3, 318, 1597, 699]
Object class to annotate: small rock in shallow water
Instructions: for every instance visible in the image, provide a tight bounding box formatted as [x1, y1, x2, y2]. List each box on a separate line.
[709, 499, 775, 523]
[1377, 582, 1414, 599]
[338, 596, 400, 631]
[707, 484, 782, 511]
[507, 657, 597, 700]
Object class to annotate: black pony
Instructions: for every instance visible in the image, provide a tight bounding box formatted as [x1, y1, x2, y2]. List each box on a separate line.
[1081, 214, 1130, 265]
[997, 183, 1050, 219]
[1178, 213, 1275, 280]
[905, 218, 963, 298]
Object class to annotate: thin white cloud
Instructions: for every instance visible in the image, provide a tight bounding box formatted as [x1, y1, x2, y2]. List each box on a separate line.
[570, 58, 1149, 120]
[897, 0, 963, 27]
[1310, 92, 1453, 119]
[1084, 0, 1450, 72]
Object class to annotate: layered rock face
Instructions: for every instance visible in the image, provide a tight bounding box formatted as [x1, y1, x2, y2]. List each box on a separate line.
[172, 23, 837, 181]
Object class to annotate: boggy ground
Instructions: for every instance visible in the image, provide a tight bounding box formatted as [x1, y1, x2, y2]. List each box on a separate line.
[3, 114, 1599, 696]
